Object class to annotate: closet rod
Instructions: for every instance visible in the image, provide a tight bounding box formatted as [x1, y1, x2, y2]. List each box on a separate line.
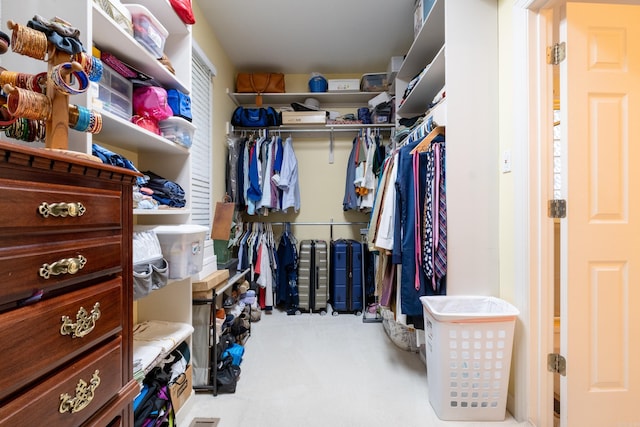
[247, 221, 368, 226]
[233, 127, 392, 133]
[246, 221, 368, 240]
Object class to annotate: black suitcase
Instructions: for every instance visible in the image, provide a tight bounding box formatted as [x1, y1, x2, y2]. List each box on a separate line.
[329, 239, 364, 315]
[297, 239, 329, 314]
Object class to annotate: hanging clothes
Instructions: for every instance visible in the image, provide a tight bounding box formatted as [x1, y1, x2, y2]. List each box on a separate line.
[276, 136, 301, 213]
[344, 129, 385, 213]
[275, 223, 299, 314]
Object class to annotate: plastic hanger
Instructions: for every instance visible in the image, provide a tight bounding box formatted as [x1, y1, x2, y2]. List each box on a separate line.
[410, 125, 445, 154]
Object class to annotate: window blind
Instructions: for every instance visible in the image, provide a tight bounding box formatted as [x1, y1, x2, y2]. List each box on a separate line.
[190, 49, 214, 230]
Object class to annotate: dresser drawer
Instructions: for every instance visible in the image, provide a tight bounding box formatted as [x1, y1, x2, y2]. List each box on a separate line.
[0, 338, 124, 427]
[0, 278, 123, 401]
[0, 236, 122, 306]
[0, 178, 122, 232]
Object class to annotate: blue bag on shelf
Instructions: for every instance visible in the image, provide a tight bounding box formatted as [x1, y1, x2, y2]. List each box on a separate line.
[231, 106, 280, 128]
[167, 89, 192, 122]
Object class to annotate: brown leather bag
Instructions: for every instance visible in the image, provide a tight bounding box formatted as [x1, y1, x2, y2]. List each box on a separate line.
[236, 72, 285, 106]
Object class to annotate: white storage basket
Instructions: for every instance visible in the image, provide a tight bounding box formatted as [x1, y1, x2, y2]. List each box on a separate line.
[420, 296, 519, 421]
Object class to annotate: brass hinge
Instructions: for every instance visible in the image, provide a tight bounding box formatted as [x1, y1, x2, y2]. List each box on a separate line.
[548, 199, 567, 218]
[547, 42, 566, 65]
[548, 353, 566, 376]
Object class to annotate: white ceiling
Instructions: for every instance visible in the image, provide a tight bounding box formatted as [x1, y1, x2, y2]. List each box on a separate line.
[194, 0, 416, 75]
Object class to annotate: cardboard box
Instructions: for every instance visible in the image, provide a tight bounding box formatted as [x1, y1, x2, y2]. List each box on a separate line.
[328, 79, 360, 92]
[281, 111, 327, 125]
[192, 269, 229, 292]
[169, 364, 192, 414]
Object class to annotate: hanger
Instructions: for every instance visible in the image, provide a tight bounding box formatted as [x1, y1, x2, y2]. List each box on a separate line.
[410, 125, 445, 154]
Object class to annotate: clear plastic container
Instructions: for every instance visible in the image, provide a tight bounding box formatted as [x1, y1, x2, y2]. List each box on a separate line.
[125, 4, 168, 58]
[137, 224, 209, 279]
[159, 116, 196, 148]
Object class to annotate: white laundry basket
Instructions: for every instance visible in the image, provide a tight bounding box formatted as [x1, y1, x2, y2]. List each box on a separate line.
[420, 295, 519, 421]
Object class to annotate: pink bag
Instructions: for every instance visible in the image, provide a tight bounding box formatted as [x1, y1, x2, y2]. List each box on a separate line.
[133, 87, 173, 122]
[132, 115, 160, 135]
[169, 0, 196, 25]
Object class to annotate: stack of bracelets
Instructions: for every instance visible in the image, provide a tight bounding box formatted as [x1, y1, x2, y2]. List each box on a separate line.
[0, 69, 47, 93]
[5, 85, 52, 120]
[69, 104, 102, 134]
[73, 52, 103, 82]
[3, 117, 46, 142]
[9, 22, 49, 61]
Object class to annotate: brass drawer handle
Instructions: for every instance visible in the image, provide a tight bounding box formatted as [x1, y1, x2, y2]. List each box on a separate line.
[59, 370, 101, 414]
[60, 302, 101, 338]
[38, 202, 86, 218]
[39, 255, 87, 279]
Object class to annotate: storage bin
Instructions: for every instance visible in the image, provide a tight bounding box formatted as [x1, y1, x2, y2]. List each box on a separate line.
[360, 73, 388, 92]
[94, 0, 133, 36]
[125, 4, 168, 58]
[281, 111, 326, 125]
[420, 296, 519, 421]
[328, 79, 360, 92]
[146, 224, 209, 279]
[92, 63, 133, 120]
[159, 116, 196, 148]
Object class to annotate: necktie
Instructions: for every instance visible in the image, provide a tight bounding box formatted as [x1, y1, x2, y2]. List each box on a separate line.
[422, 150, 435, 284]
[433, 142, 447, 292]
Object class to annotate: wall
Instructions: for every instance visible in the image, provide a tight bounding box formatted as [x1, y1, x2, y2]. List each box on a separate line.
[189, 7, 377, 244]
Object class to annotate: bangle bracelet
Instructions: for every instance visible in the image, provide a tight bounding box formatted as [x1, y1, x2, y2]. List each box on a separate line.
[50, 62, 89, 95]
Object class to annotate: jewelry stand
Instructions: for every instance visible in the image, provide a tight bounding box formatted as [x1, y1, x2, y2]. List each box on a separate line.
[6, 19, 99, 160]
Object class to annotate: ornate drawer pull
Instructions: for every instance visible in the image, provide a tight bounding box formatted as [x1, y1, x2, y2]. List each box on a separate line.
[39, 255, 87, 279]
[38, 202, 86, 218]
[60, 302, 101, 338]
[59, 370, 101, 414]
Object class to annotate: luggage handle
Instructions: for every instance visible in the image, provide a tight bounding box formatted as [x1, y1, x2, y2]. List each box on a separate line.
[315, 266, 319, 290]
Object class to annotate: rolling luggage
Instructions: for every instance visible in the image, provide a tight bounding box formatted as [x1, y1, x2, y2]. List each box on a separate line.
[330, 239, 364, 315]
[297, 239, 329, 314]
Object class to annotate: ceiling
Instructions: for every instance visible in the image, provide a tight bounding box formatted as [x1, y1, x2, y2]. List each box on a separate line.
[194, 0, 416, 75]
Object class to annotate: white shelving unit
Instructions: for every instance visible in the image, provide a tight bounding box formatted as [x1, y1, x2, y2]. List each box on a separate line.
[227, 89, 395, 138]
[227, 89, 386, 108]
[393, 0, 499, 296]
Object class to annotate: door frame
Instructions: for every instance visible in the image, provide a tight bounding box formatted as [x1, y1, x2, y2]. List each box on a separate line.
[514, 1, 634, 425]
[511, 1, 556, 425]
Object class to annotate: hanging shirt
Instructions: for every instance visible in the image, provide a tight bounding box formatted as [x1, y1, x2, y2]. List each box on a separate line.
[277, 137, 300, 213]
[374, 153, 398, 251]
[259, 137, 275, 210]
[247, 140, 263, 214]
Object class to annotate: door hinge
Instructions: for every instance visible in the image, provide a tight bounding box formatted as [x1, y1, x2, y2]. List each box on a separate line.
[548, 199, 567, 218]
[547, 42, 566, 65]
[548, 353, 566, 376]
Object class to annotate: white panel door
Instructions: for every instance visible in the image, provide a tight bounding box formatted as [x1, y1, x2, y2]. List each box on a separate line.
[561, 3, 640, 425]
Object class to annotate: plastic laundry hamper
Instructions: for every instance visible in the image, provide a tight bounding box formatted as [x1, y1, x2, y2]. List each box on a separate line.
[419, 295, 519, 421]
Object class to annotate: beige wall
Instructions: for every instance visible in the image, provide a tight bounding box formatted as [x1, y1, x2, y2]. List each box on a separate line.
[190, 9, 377, 244]
[498, 0, 516, 305]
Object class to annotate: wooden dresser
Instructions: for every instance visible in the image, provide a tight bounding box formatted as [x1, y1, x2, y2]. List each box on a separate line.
[0, 141, 139, 426]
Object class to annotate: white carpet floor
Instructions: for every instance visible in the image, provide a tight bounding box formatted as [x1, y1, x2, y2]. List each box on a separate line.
[178, 308, 531, 427]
